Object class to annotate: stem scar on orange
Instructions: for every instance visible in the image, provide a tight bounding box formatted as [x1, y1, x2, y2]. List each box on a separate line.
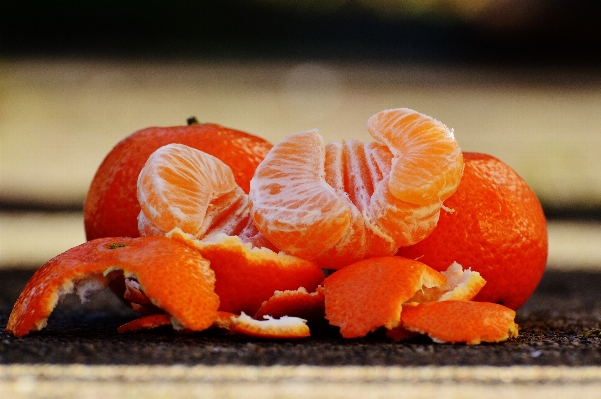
[84, 119, 272, 240]
[397, 152, 548, 310]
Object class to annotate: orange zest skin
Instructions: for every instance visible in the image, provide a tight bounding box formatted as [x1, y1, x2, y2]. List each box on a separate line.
[7, 237, 219, 338]
[399, 300, 519, 344]
[323, 256, 446, 338]
[117, 314, 173, 334]
[168, 228, 325, 316]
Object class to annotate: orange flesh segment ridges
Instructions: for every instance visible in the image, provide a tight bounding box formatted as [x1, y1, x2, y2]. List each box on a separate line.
[249, 108, 463, 268]
[167, 228, 325, 315]
[6, 236, 220, 338]
[400, 300, 519, 344]
[323, 256, 447, 338]
[137, 143, 250, 239]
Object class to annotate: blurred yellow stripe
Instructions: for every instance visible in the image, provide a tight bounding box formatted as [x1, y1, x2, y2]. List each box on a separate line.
[1, 364, 601, 399]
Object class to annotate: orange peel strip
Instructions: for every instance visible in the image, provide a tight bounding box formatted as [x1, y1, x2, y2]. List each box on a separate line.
[7, 236, 219, 338]
[228, 312, 310, 339]
[400, 300, 519, 344]
[254, 286, 325, 322]
[117, 314, 172, 334]
[168, 228, 325, 315]
[323, 256, 446, 338]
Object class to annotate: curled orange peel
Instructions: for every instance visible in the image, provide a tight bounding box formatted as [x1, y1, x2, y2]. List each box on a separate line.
[167, 228, 325, 315]
[7, 236, 219, 338]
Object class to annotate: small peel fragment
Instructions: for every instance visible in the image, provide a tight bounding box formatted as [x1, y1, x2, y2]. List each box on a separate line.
[323, 256, 446, 338]
[7, 236, 219, 338]
[400, 300, 518, 344]
[229, 312, 310, 339]
[254, 286, 325, 321]
[438, 262, 486, 301]
[117, 314, 172, 334]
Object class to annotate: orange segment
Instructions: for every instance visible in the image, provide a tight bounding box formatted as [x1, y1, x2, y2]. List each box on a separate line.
[249, 130, 352, 260]
[137, 143, 250, 239]
[323, 256, 446, 338]
[7, 236, 220, 338]
[168, 228, 325, 315]
[400, 300, 519, 344]
[117, 314, 172, 334]
[367, 108, 464, 206]
[229, 312, 310, 339]
[254, 287, 325, 322]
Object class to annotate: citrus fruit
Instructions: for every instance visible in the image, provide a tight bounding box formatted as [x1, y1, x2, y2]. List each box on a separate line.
[117, 314, 172, 334]
[249, 108, 463, 268]
[322, 256, 447, 338]
[7, 236, 220, 337]
[137, 143, 250, 239]
[397, 152, 548, 310]
[168, 228, 325, 315]
[399, 300, 519, 344]
[84, 120, 272, 240]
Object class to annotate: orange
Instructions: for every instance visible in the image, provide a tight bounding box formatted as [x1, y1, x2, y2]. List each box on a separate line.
[322, 256, 447, 338]
[84, 120, 272, 240]
[397, 152, 548, 310]
[399, 300, 518, 344]
[7, 236, 220, 337]
[249, 108, 463, 268]
[168, 228, 325, 315]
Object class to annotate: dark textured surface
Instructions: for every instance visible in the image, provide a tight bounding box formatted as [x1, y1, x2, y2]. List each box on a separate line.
[1, 268, 601, 366]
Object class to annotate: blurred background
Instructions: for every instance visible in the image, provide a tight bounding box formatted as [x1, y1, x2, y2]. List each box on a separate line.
[1, 0, 601, 268]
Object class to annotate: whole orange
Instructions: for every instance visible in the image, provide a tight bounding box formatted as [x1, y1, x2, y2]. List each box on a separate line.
[396, 152, 548, 310]
[83, 119, 272, 240]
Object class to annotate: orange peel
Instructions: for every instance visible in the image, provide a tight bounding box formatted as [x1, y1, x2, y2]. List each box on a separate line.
[229, 312, 310, 339]
[399, 300, 519, 344]
[7, 236, 219, 337]
[254, 286, 325, 322]
[323, 256, 447, 338]
[168, 228, 325, 315]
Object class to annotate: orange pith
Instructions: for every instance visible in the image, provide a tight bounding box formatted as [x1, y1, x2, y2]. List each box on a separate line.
[322, 256, 447, 338]
[399, 300, 519, 344]
[229, 312, 311, 339]
[7, 236, 219, 337]
[84, 122, 272, 240]
[397, 152, 548, 310]
[249, 108, 463, 268]
[117, 314, 173, 334]
[168, 228, 325, 315]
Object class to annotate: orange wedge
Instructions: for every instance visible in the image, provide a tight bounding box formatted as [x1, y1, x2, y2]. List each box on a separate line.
[137, 143, 250, 239]
[229, 312, 310, 339]
[168, 228, 325, 315]
[254, 286, 325, 321]
[323, 256, 446, 338]
[400, 300, 519, 344]
[7, 236, 219, 337]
